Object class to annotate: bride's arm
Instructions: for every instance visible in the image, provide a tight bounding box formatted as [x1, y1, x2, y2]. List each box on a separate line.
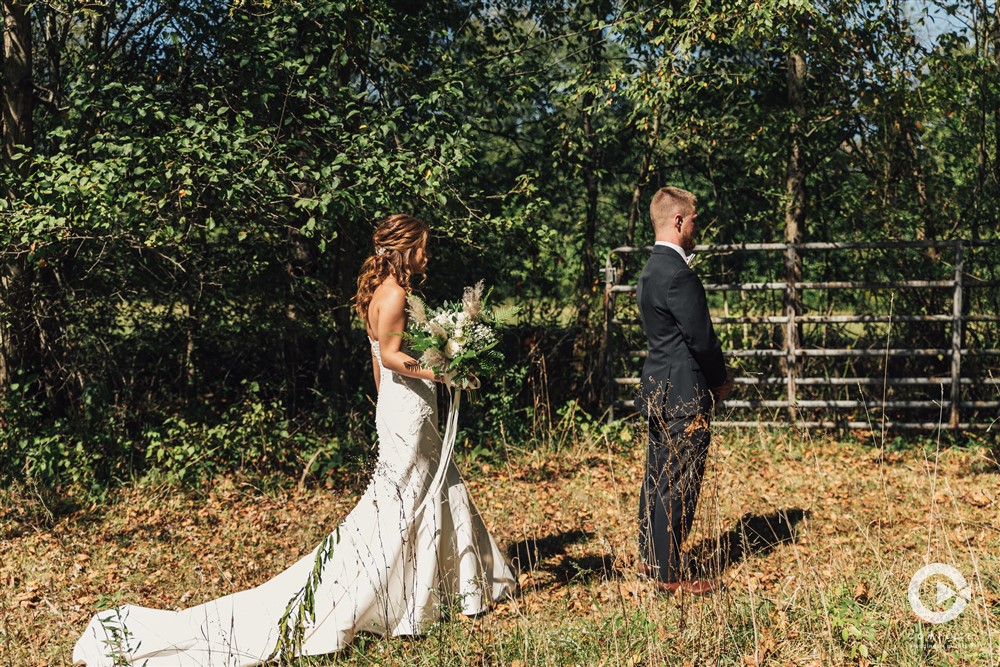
[371, 348, 381, 393]
[376, 285, 440, 383]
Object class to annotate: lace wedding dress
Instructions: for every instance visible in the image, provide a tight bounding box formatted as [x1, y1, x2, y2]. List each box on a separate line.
[73, 339, 516, 666]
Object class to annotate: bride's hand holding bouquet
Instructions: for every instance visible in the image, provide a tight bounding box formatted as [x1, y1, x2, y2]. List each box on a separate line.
[404, 281, 518, 390]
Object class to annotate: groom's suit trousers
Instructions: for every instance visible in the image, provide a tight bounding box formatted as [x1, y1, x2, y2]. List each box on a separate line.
[638, 411, 711, 583]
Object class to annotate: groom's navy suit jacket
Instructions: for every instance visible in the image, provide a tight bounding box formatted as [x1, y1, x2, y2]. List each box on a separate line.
[636, 246, 727, 419]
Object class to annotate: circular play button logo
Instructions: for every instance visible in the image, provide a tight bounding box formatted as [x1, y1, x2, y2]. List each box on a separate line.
[908, 563, 972, 624]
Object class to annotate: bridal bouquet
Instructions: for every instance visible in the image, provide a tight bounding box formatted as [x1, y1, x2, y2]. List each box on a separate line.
[406, 281, 517, 389]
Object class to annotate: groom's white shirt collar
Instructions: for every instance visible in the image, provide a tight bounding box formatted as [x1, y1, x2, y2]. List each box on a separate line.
[654, 241, 693, 265]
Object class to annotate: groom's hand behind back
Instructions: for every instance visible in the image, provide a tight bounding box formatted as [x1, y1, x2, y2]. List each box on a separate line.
[710, 367, 735, 407]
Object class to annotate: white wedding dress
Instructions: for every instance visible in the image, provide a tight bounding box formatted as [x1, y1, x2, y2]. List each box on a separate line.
[73, 339, 516, 666]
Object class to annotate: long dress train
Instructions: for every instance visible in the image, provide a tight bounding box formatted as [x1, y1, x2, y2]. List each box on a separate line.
[73, 339, 516, 666]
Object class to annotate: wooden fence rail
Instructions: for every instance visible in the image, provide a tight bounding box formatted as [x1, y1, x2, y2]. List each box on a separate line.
[603, 239, 1000, 431]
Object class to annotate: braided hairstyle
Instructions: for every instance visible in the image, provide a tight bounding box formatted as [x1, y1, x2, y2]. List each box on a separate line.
[353, 214, 430, 326]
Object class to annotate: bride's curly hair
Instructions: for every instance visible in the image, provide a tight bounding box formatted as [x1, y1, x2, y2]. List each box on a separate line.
[353, 214, 430, 326]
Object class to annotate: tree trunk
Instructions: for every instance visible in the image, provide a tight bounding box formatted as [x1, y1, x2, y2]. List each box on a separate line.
[3, 0, 33, 175]
[785, 52, 806, 245]
[972, 0, 993, 240]
[571, 5, 608, 408]
[626, 112, 659, 247]
[42, 3, 65, 111]
[903, 122, 940, 258]
[990, 1, 1000, 224]
[1, 1, 35, 394]
[572, 99, 599, 406]
[577, 98, 599, 330]
[0, 259, 38, 393]
[783, 50, 806, 420]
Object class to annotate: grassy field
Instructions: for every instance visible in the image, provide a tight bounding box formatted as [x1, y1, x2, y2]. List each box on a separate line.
[2, 425, 998, 666]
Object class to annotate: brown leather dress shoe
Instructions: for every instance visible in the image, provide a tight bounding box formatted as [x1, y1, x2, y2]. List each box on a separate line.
[637, 561, 720, 595]
[636, 562, 658, 579]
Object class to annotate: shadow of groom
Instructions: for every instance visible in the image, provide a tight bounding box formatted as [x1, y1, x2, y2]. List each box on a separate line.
[685, 508, 809, 577]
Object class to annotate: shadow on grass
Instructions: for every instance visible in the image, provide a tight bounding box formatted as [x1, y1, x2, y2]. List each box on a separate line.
[506, 530, 592, 572]
[550, 553, 618, 584]
[686, 508, 809, 576]
[504, 511, 808, 588]
[0, 489, 84, 539]
[507, 531, 625, 585]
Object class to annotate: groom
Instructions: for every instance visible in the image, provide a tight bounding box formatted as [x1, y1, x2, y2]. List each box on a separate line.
[635, 186, 733, 594]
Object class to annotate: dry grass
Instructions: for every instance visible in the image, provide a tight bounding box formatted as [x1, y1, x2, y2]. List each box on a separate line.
[1, 426, 998, 666]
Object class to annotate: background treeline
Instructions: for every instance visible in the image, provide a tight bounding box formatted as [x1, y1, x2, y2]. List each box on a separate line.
[1, 0, 998, 493]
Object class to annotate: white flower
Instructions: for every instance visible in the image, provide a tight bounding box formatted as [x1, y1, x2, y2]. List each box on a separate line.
[444, 338, 462, 359]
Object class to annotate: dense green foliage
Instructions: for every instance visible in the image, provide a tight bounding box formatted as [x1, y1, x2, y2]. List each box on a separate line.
[1, 0, 998, 492]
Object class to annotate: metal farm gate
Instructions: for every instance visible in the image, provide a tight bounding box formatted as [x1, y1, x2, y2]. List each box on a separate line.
[603, 240, 1000, 431]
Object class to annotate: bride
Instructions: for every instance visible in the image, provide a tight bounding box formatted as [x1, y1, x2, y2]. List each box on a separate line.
[73, 214, 517, 666]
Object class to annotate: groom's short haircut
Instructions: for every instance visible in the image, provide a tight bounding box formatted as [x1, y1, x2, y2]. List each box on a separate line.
[650, 186, 697, 232]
